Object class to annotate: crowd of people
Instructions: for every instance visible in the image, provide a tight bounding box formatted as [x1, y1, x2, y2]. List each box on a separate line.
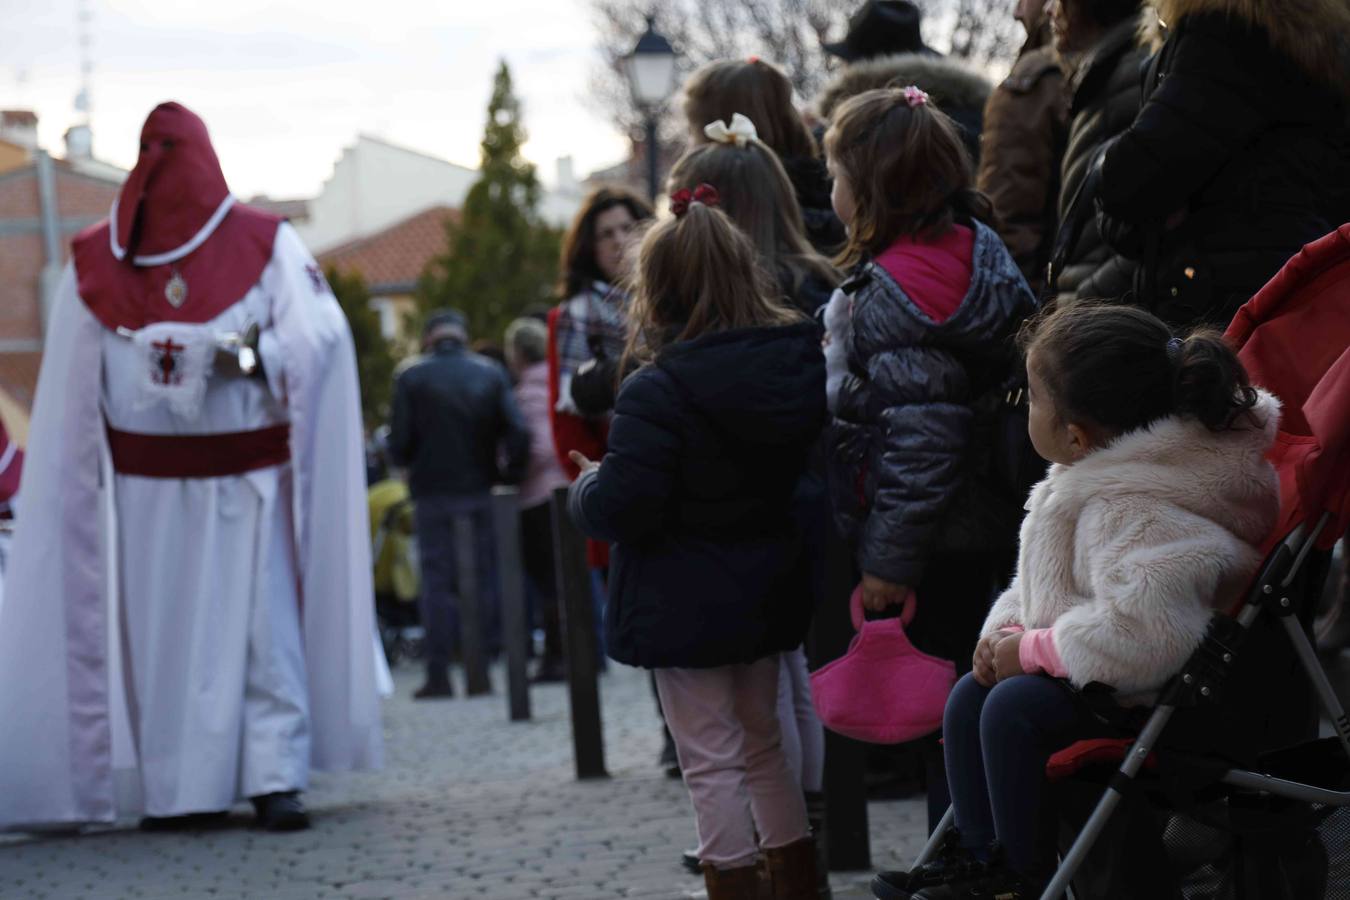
[0, 0, 1344, 898]
[454, 0, 1343, 897]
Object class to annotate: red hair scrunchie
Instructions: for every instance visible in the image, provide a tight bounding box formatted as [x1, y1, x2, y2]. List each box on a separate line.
[670, 183, 720, 217]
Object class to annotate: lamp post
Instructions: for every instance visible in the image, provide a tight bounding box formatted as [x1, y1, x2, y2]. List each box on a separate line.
[621, 17, 678, 203]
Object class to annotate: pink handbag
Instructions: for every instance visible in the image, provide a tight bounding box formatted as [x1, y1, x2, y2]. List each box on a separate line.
[810, 585, 957, 744]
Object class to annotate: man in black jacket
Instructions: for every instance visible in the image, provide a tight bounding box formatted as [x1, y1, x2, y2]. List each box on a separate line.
[390, 309, 530, 698]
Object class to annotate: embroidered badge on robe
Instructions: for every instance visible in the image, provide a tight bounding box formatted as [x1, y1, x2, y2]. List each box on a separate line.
[131, 322, 215, 419]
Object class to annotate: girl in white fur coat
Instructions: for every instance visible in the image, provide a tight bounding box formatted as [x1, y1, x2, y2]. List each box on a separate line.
[878, 304, 1280, 900]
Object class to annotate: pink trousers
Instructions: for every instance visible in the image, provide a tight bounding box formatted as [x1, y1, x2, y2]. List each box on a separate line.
[655, 655, 810, 869]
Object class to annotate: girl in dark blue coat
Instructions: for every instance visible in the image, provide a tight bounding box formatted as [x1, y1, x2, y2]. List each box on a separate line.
[568, 185, 826, 899]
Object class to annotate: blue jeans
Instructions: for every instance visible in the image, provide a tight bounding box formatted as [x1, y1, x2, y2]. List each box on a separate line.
[414, 493, 501, 670]
[943, 673, 1110, 876]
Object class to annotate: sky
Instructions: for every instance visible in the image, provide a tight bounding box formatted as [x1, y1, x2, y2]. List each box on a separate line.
[1, 0, 633, 198]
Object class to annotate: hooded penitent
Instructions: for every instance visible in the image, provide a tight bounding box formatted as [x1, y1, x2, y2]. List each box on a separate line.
[0, 101, 382, 828]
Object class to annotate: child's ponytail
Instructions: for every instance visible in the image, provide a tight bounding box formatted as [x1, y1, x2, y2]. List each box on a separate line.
[1023, 304, 1261, 437]
[1170, 331, 1260, 432]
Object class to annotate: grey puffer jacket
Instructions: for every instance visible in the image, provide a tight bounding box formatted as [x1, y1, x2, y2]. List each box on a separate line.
[825, 221, 1036, 586]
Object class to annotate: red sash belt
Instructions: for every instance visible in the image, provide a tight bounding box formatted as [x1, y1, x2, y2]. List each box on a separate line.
[106, 423, 291, 479]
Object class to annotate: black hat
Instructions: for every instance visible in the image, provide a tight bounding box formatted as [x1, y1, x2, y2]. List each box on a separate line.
[824, 0, 938, 62]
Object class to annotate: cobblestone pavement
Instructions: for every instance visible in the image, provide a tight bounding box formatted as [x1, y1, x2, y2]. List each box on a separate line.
[0, 662, 927, 900]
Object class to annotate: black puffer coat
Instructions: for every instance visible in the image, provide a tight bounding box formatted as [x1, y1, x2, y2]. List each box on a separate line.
[780, 154, 847, 256]
[827, 221, 1036, 587]
[1050, 18, 1149, 305]
[1096, 0, 1350, 327]
[568, 323, 826, 669]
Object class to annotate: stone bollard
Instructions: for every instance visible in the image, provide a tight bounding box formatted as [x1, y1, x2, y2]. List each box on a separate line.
[492, 486, 531, 722]
[550, 486, 608, 779]
[453, 512, 492, 697]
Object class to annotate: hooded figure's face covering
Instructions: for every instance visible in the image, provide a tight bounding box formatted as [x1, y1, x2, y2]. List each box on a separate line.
[111, 102, 232, 265]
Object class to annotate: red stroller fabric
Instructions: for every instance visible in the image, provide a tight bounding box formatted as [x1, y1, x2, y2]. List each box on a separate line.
[1226, 222, 1350, 552]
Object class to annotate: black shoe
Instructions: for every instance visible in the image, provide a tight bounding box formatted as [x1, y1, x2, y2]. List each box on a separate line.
[910, 866, 1036, 899]
[139, 811, 229, 832]
[530, 658, 567, 684]
[250, 791, 310, 832]
[681, 849, 702, 875]
[414, 667, 454, 699]
[871, 830, 985, 899]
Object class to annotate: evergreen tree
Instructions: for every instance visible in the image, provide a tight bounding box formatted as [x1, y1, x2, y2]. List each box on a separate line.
[418, 61, 562, 342]
[326, 265, 396, 431]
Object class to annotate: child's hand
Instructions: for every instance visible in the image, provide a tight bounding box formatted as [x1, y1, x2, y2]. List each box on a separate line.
[993, 632, 1027, 681]
[973, 630, 1015, 687]
[860, 573, 913, 612]
[568, 451, 600, 474]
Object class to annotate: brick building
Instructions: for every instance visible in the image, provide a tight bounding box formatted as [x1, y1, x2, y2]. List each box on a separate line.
[0, 113, 123, 408]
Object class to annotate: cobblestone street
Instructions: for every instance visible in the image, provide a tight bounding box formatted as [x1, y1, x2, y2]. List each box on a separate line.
[0, 663, 927, 899]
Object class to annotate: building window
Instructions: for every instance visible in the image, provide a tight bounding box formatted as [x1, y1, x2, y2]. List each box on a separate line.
[369, 297, 398, 341]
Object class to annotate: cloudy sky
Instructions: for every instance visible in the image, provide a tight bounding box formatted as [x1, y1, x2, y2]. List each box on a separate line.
[3, 0, 631, 198]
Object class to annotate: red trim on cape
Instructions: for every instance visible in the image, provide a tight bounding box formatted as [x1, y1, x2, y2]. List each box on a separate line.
[106, 423, 291, 479]
[72, 204, 282, 332]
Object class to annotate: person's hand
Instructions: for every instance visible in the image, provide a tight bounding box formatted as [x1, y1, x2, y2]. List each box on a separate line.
[993, 632, 1027, 681]
[860, 573, 913, 613]
[972, 630, 1016, 687]
[568, 451, 600, 475]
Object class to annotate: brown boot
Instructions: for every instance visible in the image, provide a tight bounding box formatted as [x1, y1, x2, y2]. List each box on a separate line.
[764, 837, 820, 900]
[702, 862, 764, 900]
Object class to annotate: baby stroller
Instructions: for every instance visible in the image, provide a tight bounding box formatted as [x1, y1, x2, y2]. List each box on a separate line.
[369, 477, 423, 666]
[910, 224, 1350, 899]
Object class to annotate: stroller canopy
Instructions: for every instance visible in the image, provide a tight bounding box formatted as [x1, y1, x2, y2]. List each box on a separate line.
[1226, 223, 1350, 551]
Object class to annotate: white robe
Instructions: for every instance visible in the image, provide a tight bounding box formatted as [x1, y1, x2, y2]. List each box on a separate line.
[0, 223, 383, 826]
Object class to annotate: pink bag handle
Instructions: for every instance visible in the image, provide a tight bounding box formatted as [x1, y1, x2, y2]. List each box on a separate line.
[850, 584, 916, 631]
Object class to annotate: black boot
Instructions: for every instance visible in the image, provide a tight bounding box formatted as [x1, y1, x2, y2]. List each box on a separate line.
[414, 664, 454, 699]
[250, 791, 310, 832]
[530, 656, 566, 684]
[805, 791, 833, 899]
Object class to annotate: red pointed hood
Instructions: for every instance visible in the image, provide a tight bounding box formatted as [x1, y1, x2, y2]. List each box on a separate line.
[71, 101, 282, 332]
[111, 102, 233, 264]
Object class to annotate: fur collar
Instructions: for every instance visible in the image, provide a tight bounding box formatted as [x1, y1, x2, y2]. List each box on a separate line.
[1046, 389, 1281, 547]
[1151, 0, 1350, 95]
[816, 53, 992, 121]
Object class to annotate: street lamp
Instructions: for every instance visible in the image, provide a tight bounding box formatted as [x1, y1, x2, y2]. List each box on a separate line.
[621, 17, 678, 203]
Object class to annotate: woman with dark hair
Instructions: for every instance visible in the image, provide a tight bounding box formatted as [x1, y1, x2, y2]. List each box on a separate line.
[549, 186, 652, 476]
[684, 58, 846, 254]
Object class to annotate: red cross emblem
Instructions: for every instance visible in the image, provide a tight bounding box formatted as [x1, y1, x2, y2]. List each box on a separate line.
[151, 338, 185, 386]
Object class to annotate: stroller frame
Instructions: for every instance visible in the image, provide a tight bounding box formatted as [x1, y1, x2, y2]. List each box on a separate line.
[912, 510, 1350, 900]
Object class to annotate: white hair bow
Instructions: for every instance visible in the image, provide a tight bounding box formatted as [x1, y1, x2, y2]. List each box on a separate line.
[704, 112, 758, 148]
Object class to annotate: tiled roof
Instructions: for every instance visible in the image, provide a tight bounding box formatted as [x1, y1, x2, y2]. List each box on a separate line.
[318, 205, 458, 294]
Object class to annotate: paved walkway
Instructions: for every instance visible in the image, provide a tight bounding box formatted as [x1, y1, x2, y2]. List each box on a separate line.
[0, 662, 927, 899]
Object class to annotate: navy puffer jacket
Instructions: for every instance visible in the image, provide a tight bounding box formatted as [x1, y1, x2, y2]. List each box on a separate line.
[569, 322, 826, 669]
[827, 221, 1036, 587]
